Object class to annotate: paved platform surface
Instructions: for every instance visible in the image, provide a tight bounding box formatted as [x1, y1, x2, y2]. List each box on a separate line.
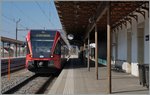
[48, 56, 149, 94]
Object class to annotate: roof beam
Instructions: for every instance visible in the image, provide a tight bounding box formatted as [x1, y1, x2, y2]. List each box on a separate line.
[84, 2, 109, 41]
[1, 36, 24, 44]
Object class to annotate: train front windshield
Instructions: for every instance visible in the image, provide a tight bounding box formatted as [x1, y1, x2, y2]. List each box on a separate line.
[30, 30, 56, 58]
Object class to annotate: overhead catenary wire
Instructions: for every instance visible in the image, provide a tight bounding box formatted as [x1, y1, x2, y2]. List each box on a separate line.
[0, 28, 27, 41]
[11, 2, 44, 29]
[2, 14, 16, 23]
[2, 14, 28, 29]
[0, 29, 10, 33]
[49, 0, 58, 28]
[2, 14, 29, 41]
[0, 29, 15, 35]
[1, 18, 29, 37]
[2, 17, 16, 26]
[49, 0, 62, 29]
[3, 1, 58, 34]
[35, 1, 56, 29]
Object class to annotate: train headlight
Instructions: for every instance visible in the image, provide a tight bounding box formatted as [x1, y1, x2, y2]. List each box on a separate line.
[51, 55, 53, 58]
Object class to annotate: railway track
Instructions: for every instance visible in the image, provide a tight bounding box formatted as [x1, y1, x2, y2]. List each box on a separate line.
[2, 74, 56, 94]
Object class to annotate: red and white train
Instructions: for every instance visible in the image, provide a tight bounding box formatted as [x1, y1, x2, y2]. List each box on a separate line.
[25, 30, 70, 74]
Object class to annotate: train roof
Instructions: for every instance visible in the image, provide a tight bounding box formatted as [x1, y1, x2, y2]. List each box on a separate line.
[30, 30, 57, 34]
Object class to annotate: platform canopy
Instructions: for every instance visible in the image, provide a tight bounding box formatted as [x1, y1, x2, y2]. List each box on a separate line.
[0, 36, 24, 45]
[55, 1, 148, 46]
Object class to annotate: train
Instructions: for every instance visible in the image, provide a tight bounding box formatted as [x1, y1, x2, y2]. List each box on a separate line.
[25, 30, 70, 74]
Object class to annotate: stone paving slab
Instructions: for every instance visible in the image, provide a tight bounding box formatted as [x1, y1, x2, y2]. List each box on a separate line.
[48, 58, 149, 94]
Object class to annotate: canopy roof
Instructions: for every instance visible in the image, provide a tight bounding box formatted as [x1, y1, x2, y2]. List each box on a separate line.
[55, 1, 149, 46]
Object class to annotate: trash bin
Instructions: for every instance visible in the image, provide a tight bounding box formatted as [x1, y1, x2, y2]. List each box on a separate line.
[138, 64, 146, 86]
[144, 64, 149, 88]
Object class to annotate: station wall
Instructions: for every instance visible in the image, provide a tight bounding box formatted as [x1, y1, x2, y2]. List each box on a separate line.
[117, 25, 127, 60]
[112, 10, 149, 77]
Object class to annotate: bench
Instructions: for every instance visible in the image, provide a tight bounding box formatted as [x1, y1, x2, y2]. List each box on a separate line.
[113, 60, 125, 72]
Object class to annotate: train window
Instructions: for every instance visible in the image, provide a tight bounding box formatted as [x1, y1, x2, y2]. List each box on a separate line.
[26, 43, 30, 54]
[54, 42, 61, 55]
[30, 34, 54, 53]
[31, 40, 53, 53]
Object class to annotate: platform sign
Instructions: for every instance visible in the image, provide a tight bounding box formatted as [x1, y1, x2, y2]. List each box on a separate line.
[145, 35, 149, 41]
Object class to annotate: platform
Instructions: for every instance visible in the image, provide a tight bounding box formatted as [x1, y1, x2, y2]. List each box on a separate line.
[48, 56, 149, 94]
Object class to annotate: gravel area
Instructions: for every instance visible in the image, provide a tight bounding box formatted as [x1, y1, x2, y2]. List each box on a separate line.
[1, 69, 35, 93]
[14, 76, 51, 94]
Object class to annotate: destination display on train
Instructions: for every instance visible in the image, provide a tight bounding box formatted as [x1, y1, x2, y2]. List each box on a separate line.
[34, 34, 51, 37]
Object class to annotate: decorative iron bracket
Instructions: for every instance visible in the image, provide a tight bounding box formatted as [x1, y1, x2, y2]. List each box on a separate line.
[124, 17, 132, 25]
[136, 9, 146, 19]
[119, 24, 122, 29]
[141, 2, 149, 17]
[113, 28, 116, 33]
[120, 20, 127, 28]
[116, 26, 119, 31]
[112, 22, 120, 30]
[141, 2, 149, 11]
[128, 14, 138, 22]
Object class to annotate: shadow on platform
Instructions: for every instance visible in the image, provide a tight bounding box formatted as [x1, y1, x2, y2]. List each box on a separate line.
[112, 89, 148, 94]
[65, 58, 105, 69]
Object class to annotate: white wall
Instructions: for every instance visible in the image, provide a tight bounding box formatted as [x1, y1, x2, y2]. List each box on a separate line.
[144, 13, 149, 64]
[112, 10, 149, 77]
[131, 19, 138, 63]
[136, 11, 149, 64]
[130, 19, 139, 76]
[117, 25, 127, 60]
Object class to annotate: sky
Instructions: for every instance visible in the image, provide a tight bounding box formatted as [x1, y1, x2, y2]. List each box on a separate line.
[0, 0, 62, 41]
